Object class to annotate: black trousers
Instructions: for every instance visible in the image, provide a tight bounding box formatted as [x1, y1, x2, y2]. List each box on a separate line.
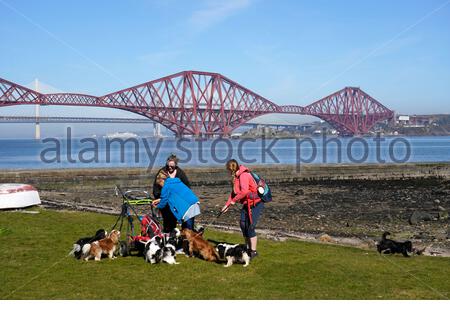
[160, 205, 177, 233]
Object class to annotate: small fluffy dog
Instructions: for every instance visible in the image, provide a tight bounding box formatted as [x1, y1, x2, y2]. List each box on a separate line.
[162, 243, 179, 265]
[69, 229, 107, 259]
[377, 232, 413, 257]
[83, 230, 121, 261]
[216, 243, 250, 267]
[144, 235, 164, 264]
[143, 235, 180, 265]
[166, 228, 184, 253]
[181, 228, 220, 262]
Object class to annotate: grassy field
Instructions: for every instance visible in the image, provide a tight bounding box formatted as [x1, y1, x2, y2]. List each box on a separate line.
[0, 208, 449, 299]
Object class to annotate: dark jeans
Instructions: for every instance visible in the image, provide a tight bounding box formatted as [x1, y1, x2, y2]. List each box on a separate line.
[240, 201, 264, 238]
[182, 217, 195, 230]
[160, 205, 195, 232]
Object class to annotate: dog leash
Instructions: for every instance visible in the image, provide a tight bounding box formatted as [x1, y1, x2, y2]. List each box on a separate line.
[378, 252, 448, 299]
[199, 210, 225, 233]
[180, 211, 224, 242]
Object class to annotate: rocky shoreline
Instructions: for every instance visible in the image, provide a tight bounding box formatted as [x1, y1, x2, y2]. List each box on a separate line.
[1, 163, 449, 256]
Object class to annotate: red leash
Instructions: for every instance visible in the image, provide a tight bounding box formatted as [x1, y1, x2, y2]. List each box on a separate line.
[247, 194, 253, 225]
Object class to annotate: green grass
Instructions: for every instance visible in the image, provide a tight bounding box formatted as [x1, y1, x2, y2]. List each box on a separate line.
[0, 208, 449, 299]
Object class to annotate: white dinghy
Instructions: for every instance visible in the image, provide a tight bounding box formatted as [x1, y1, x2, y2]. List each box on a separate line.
[0, 184, 41, 209]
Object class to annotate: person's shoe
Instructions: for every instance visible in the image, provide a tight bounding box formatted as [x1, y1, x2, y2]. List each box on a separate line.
[249, 250, 258, 260]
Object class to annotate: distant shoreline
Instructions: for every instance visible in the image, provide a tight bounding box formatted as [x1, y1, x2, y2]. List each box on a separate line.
[1, 133, 450, 140]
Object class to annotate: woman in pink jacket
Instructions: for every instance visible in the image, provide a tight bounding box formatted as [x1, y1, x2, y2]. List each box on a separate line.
[221, 159, 264, 259]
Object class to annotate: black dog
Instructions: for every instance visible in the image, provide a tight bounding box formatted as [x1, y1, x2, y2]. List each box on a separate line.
[69, 229, 107, 259]
[377, 232, 413, 257]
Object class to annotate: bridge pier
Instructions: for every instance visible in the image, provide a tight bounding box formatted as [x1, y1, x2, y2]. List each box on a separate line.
[153, 122, 161, 137]
[34, 79, 41, 140]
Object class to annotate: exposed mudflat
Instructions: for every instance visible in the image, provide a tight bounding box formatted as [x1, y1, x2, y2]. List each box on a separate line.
[195, 178, 450, 253]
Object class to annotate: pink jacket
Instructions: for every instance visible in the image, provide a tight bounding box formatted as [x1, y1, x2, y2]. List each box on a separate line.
[225, 165, 260, 207]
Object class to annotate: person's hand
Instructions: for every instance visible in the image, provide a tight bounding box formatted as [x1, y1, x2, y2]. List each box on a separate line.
[221, 205, 229, 214]
[152, 199, 160, 207]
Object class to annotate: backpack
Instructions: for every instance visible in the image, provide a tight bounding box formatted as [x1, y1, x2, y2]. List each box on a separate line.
[249, 171, 272, 203]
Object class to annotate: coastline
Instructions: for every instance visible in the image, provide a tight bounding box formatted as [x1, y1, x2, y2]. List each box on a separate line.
[1, 162, 449, 182]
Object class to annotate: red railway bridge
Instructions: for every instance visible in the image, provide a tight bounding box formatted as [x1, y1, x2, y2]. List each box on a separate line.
[0, 70, 394, 136]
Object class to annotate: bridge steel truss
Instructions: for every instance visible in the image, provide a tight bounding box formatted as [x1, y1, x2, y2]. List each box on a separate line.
[0, 71, 394, 136]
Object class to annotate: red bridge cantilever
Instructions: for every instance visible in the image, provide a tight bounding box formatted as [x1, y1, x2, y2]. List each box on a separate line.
[0, 72, 394, 136]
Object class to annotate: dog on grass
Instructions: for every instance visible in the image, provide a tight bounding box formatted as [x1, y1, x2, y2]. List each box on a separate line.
[143, 235, 180, 265]
[377, 232, 413, 257]
[69, 229, 107, 259]
[162, 243, 179, 265]
[166, 228, 184, 253]
[83, 230, 121, 261]
[216, 243, 250, 267]
[181, 228, 220, 262]
[143, 235, 164, 264]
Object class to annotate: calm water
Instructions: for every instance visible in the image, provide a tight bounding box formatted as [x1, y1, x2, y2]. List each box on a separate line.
[0, 136, 449, 170]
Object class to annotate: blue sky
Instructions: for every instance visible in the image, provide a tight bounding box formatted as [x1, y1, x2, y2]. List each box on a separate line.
[0, 0, 449, 137]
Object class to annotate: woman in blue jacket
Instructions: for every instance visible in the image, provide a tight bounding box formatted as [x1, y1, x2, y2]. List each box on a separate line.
[153, 172, 200, 230]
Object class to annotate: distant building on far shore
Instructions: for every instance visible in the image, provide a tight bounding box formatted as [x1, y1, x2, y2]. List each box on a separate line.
[396, 115, 431, 127]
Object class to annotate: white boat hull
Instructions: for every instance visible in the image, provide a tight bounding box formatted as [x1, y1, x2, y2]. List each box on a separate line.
[0, 184, 41, 209]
